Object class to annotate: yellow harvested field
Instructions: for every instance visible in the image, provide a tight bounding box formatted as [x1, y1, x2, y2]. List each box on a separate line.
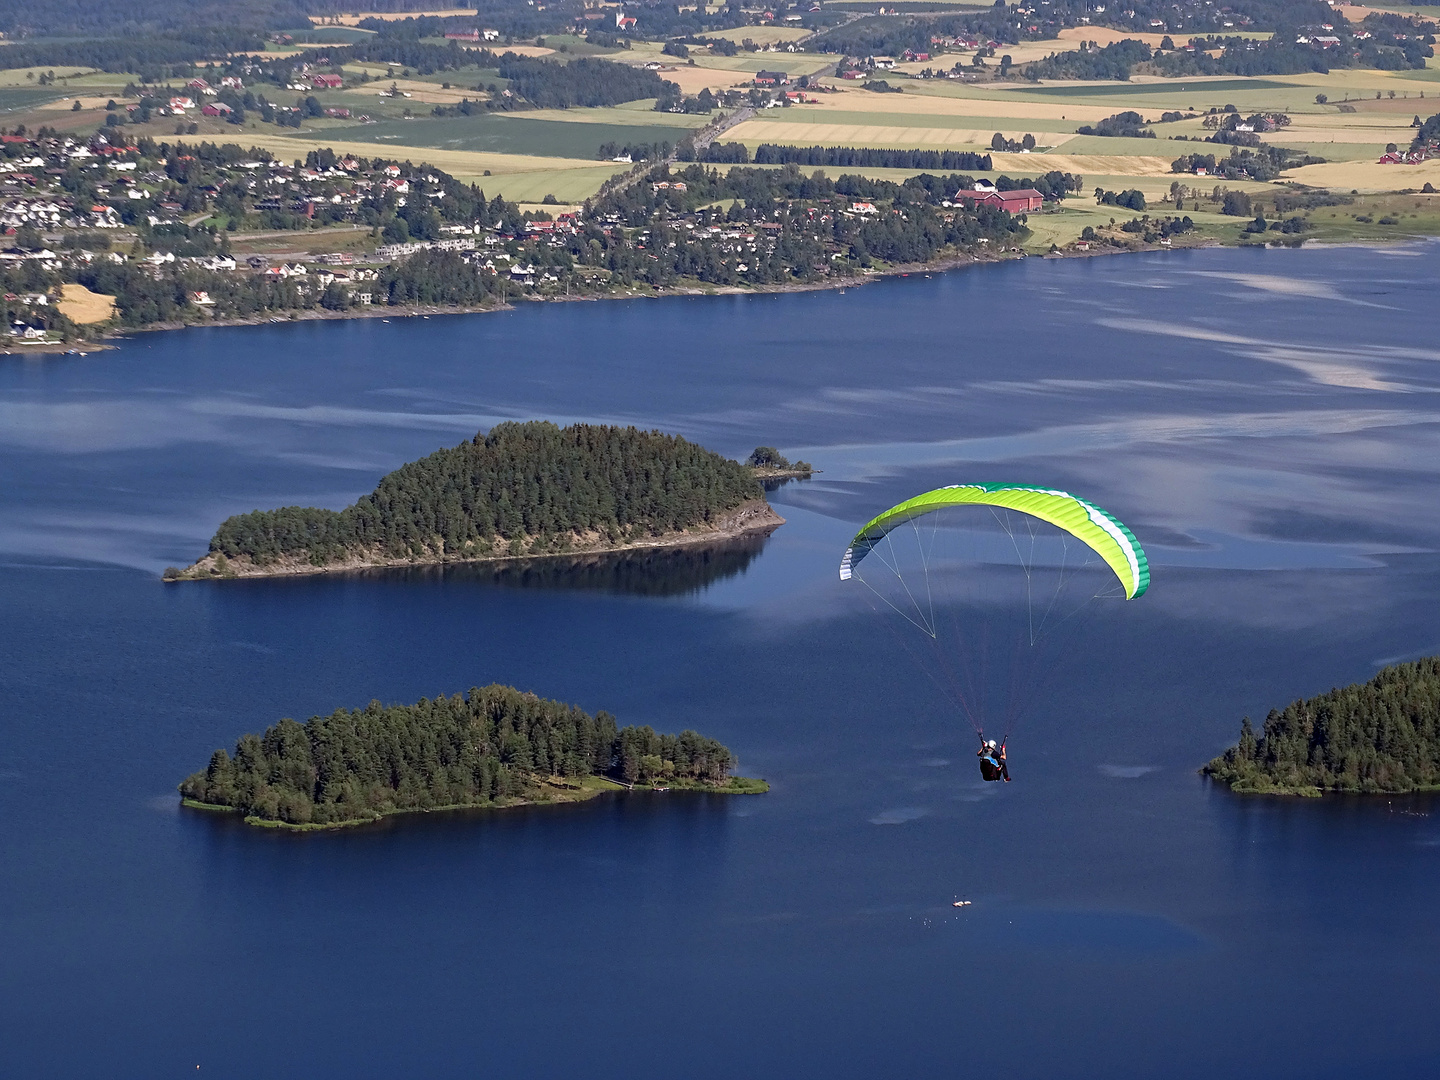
[627, 65, 748, 94]
[57, 283, 116, 325]
[727, 118, 1074, 149]
[1283, 158, 1440, 192]
[989, 151, 1177, 175]
[241, 131, 602, 181]
[808, 89, 1117, 122]
[493, 45, 555, 57]
[333, 8, 474, 25]
[1268, 128, 1402, 145]
[38, 96, 113, 111]
[706, 26, 812, 44]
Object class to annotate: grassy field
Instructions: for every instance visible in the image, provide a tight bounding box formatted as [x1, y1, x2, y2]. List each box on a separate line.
[245, 129, 619, 200]
[0, 87, 65, 112]
[706, 26, 813, 45]
[322, 113, 699, 158]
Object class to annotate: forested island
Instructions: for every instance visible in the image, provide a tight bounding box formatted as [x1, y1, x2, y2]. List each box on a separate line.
[1203, 658, 1440, 796]
[180, 683, 766, 829]
[167, 422, 788, 579]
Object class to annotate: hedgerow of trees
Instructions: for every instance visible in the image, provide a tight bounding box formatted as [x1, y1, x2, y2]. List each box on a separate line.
[204, 421, 764, 566]
[180, 683, 738, 825]
[1204, 658, 1440, 794]
[750, 145, 994, 171]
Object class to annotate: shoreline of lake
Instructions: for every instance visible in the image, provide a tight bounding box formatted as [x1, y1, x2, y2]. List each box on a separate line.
[181, 774, 770, 831]
[168, 498, 785, 582]
[20, 232, 1436, 354]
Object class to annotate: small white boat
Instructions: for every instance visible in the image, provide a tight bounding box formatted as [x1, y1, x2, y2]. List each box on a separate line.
[952, 900, 972, 908]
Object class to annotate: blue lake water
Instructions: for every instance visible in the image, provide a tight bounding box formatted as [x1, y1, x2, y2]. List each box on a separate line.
[4, 244, 1440, 1078]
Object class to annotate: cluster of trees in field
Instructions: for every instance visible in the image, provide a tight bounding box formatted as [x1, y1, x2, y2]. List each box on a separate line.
[493, 54, 668, 109]
[1029, 39, 1153, 80]
[1095, 187, 1148, 210]
[1415, 110, 1440, 149]
[180, 683, 738, 825]
[597, 140, 675, 162]
[750, 145, 994, 172]
[691, 141, 751, 163]
[1114, 213, 1194, 238]
[1204, 658, 1440, 794]
[1170, 145, 1324, 181]
[1076, 111, 1155, 138]
[203, 421, 764, 567]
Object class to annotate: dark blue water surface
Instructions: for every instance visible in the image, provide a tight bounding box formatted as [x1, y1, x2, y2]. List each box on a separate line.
[4, 245, 1440, 1079]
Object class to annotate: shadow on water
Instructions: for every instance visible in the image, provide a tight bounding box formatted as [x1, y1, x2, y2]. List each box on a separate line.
[179, 785, 736, 842]
[338, 532, 775, 597]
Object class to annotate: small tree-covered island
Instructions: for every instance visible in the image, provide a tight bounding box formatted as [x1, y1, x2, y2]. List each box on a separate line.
[1203, 658, 1440, 797]
[167, 422, 791, 580]
[181, 684, 767, 830]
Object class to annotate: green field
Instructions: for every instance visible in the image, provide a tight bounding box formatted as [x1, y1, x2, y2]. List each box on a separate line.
[322, 113, 699, 158]
[739, 109, 1084, 133]
[0, 88, 64, 111]
[1013, 78, 1295, 98]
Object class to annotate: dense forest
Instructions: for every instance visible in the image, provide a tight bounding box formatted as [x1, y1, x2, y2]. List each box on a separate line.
[186, 421, 766, 572]
[1203, 658, 1440, 794]
[180, 683, 751, 827]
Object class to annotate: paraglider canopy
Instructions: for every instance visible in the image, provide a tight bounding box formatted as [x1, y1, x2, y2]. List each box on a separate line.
[838, 482, 1150, 741]
[840, 483, 1149, 600]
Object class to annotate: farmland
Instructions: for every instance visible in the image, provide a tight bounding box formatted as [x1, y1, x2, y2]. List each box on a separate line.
[1, 0, 1437, 277]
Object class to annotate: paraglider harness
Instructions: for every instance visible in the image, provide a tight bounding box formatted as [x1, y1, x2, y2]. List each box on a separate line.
[977, 737, 1010, 783]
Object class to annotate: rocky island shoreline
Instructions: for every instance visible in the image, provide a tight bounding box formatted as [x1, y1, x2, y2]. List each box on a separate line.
[166, 422, 800, 582]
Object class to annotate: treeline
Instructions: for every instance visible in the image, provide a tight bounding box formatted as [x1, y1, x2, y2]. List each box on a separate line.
[0, 0, 439, 36]
[202, 421, 764, 567]
[0, 30, 266, 73]
[750, 145, 994, 171]
[180, 683, 738, 826]
[806, 0, 1350, 57]
[1204, 658, 1440, 794]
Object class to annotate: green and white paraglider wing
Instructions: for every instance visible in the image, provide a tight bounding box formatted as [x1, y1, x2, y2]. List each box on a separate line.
[839, 484, 1149, 599]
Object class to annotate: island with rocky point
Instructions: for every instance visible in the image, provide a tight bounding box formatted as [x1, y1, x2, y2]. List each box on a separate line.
[166, 421, 797, 580]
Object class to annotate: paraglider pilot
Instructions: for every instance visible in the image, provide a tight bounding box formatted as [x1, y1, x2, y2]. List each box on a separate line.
[977, 738, 1010, 783]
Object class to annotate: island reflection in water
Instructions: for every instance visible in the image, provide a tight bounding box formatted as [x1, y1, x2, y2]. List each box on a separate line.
[343, 530, 774, 597]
